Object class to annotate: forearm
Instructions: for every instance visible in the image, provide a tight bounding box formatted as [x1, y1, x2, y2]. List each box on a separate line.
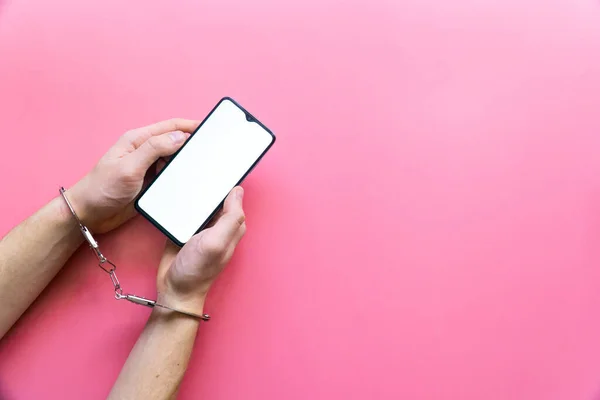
[108, 186, 247, 399]
[108, 304, 202, 400]
[0, 195, 83, 338]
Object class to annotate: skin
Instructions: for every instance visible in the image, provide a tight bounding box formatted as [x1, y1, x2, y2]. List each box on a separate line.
[0, 119, 246, 399]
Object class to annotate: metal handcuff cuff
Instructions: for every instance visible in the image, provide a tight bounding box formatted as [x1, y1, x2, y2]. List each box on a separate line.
[59, 187, 210, 321]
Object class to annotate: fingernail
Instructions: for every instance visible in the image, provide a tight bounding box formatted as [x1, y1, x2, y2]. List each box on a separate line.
[169, 130, 186, 143]
[236, 187, 244, 200]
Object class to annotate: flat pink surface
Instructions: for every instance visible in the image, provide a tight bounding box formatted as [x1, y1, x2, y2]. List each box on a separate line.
[1, 0, 600, 399]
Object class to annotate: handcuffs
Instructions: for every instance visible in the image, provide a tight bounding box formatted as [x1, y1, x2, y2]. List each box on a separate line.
[59, 187, 210, 321]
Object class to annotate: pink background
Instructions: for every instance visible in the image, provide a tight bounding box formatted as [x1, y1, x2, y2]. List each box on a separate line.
[1, 0, 600, 399]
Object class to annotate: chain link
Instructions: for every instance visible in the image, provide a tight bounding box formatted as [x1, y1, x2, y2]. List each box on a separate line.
[96, 257, 123, 297]
[59, 186, 209, 320]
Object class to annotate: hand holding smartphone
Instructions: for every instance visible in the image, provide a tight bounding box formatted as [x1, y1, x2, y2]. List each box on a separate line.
[135, 97, 275, 245]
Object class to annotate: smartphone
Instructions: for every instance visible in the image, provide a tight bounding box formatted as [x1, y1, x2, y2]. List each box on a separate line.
[135, 97, 276, 246]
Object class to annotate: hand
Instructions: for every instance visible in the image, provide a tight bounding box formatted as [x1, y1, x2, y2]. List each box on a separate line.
[68, 119, 199, 233]
[156, 187, 246, 312]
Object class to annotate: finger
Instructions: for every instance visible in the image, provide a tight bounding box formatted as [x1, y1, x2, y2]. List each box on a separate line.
[121, 118, 199, 149]
[206, 208, 224, 228]
[156, 158, 167, 174]
[222, 222, 246, 261]
[232, 221, 246, 247]
[204, 187, 245, 246]
[127, 130, 189, 172]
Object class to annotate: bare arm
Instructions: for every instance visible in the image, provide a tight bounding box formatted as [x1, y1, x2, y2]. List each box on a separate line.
[0, 118, 245, 399]
[0, 196, 82, 338]
[108, 306, 201, 400]
[0, 118, 199, 340]
[109, 187, 246, 399]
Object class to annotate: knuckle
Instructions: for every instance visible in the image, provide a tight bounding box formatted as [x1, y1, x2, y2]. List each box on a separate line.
[233, 210, 246, 226]
[166, 118, 180, 131]
[122, 129, 137, 141]
[146, 136, 161, 151]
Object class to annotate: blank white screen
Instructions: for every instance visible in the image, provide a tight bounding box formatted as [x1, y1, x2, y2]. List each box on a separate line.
[137, 99, 273, 244]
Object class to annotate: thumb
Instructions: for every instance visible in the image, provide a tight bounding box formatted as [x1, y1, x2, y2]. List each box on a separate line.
[127, 130, 188, 173]
[204, 187, 245, 247]
[223, 186, 244, 215]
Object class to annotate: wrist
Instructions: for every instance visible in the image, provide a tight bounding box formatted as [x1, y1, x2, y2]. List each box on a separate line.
[67, 179, 96, 229]
[54, 194, 85, 240]
[156, 290, 207, 316]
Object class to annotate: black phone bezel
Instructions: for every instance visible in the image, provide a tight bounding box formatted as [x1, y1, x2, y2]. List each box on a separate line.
[134, 96, 276, 247]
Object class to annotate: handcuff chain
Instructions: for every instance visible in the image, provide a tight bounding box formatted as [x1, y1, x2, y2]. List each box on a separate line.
[58, 187, 209, 321]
